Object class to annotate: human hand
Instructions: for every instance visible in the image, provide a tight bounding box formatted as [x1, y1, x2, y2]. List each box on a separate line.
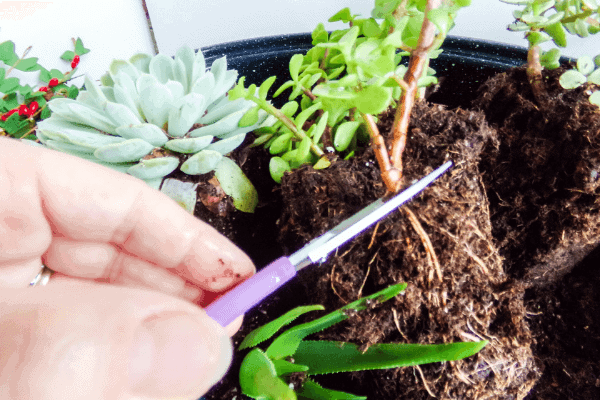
[0, 137, 256, 399]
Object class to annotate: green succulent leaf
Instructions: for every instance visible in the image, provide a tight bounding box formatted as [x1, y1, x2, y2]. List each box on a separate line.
[94, 138, 155, 163]
[329, 7, 354, 23]
[180, 149, 223, 175]
[270, 132, 294, 155]
[313, 156, 331, 170]
[540, 48, 561, 69]
[206, 133, 246, 155]
[293, 340, 488, 375]
[281, 101, 300, 117]
[269, 156, 292, 183]
[164, 136, 214, 153]
[289, 54, 305, 82]
[334, 121, 361, 151]
[214, 157, 258, 213]
[240, 349, 296, 400]
[577, 56, 595, 75]
[589, 91, 600, 106]
[296, 378, 366, 400]
[116, 124, 169, 147]
[127, 156, 180, 180]
[239, 105, 260, 127]
[240, 305, 325, 350]
[259, 76, 277, 100]
[160, 178, 198, 214]
[559, 69, 587, 89]
[587, 69, 600, 85]
[266, 283, 407, 360]
[353, 85, 392, 114]
[527, 30, 552, 46]
[74, 37, 91, 55]
[544, 22, 567, 47]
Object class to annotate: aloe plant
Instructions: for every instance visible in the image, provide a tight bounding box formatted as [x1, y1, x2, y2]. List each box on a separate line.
[238, 283, 487, 400]
[36, 46, 268, 213]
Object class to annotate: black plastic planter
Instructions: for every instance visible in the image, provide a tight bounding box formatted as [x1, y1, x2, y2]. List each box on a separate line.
[201, 33, 530, 109]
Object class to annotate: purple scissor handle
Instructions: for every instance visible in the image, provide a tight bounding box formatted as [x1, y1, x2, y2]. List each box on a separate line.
[206, 161, 453, 327]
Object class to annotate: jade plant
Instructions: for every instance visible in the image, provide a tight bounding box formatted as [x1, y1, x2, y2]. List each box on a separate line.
[501, 0, 599, 101]
[36, 46, 267, 213]
[231, 0, 470, 193]
[238, 283, 487, 400]
[0, 37, 89, 140]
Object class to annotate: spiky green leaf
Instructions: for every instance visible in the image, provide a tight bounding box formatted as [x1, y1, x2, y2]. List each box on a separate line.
[239, 349, 296, 400]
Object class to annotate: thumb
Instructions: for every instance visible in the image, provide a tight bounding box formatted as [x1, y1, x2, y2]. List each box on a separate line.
[0, 280, 232, 400]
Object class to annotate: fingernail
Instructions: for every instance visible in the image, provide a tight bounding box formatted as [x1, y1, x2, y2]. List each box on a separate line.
[129, 311, 232, 398]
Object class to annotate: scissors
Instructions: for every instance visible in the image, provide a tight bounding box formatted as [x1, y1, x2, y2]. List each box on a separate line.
[206, 161, 453, 327]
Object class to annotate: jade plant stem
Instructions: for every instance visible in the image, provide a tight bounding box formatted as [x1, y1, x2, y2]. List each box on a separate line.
[527, 40, 545, 103]
[384, 0, 443, 193]
[251, 96, 325, 157]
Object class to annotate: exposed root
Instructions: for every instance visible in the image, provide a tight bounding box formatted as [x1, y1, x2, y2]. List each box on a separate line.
[415, 365, 437, 398]
[405, 207, 443, 283]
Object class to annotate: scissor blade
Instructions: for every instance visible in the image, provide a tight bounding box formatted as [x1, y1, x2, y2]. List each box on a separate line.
[289, 160, 452, 269]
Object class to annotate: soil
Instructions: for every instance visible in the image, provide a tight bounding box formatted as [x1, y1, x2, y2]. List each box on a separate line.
[198, 67, 600, 400]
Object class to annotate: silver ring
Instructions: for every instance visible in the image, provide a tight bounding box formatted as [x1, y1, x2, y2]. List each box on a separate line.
[29, 265, 54, 287]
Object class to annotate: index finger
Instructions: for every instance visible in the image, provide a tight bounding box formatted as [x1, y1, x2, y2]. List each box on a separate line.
[5, 138, 255, 290]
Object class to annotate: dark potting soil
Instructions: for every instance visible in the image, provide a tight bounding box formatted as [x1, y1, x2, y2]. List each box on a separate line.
[473, 67, 600, 400]
[200, 67, 600, 400]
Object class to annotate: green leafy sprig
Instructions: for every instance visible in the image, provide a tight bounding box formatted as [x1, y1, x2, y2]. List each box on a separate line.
[501, 0, 599, 100]
[238, 283, 487, 400]
[232, 0, 469, 192]
[0, 37, 89, 140]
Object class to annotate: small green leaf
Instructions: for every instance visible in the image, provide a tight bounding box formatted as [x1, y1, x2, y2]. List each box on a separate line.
[577, 56, 595, 75]
[334, 121, 361, 151]
[270, 133, 294, 154]
[311, 111, 329, 144]
[544, 22, 567, 47]
[164, 136, 213, 153]
[540, 48, 561, 69]
[67, 85, 79, 99]
[127, 156, 179, 180]
[428, 9, 452, 35]
[281, 101, 299, 117]
[313, 156, 331, 170]
[362, 18, 382, 37]
[40, 106, 51, 120]
[259, 76, 277, 100]
[240, 305, 325, 350]
[269, 156, 292, 183]
[160, 179, 198, 214]
[353, 85, 392, 115]
[273, 80, 295, 98]
[329, 7, 353, 23]
[0, 41, 18, 65]
[239, 105, 260, 127]
[589, 91, 600, 106]
[312, 23, 329, 45]
[239, 349, 296, 400]
[289, 54, 304, 82]
[559, 69, 587, 89]
[587, 69, 600, 85]
[527, 31, 551, 46]
[60, 50, 75, 61]
[214, 157, 258, 213]
[74, 37, 91, 55]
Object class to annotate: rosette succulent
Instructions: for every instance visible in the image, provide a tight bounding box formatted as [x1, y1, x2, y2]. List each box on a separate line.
[36, 46, 269, 213]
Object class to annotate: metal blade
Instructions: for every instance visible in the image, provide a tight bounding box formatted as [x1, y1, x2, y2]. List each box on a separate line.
[288, 160, 452, 270]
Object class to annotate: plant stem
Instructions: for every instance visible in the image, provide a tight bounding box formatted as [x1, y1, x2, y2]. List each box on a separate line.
[362, 113, 400, 192]
[527, 43, 545, 104]
[252, 97, 325, 157]
[6, 46, 32, 77]
[388, 0, 441, 191]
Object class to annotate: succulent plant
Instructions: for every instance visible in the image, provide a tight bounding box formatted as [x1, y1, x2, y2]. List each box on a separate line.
[36, 46, 268, 213]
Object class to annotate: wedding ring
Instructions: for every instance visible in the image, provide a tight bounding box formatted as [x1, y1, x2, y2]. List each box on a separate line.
[29, 265, 54, 287]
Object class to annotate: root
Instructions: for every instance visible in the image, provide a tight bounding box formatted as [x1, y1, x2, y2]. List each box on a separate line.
[405, 207, 443, 283]
[414, 365, 437, 398]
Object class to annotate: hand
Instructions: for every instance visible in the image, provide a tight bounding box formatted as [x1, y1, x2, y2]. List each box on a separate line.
[0, 137, 256, 400]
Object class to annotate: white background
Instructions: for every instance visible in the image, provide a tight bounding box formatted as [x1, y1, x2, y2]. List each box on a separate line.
[1, 0, 599, 85]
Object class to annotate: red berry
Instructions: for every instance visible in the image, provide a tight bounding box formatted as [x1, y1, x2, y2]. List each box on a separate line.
[1, 114, 7, 122]
[48, 78, 60, 87]
[73, 55, 80, 63]
[2, 109, 18, 121]
[38, 86, 48, 92]
[29, 101, 40, 115]
[71, 55, 80, 69]
[18, 104, 30, 117]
